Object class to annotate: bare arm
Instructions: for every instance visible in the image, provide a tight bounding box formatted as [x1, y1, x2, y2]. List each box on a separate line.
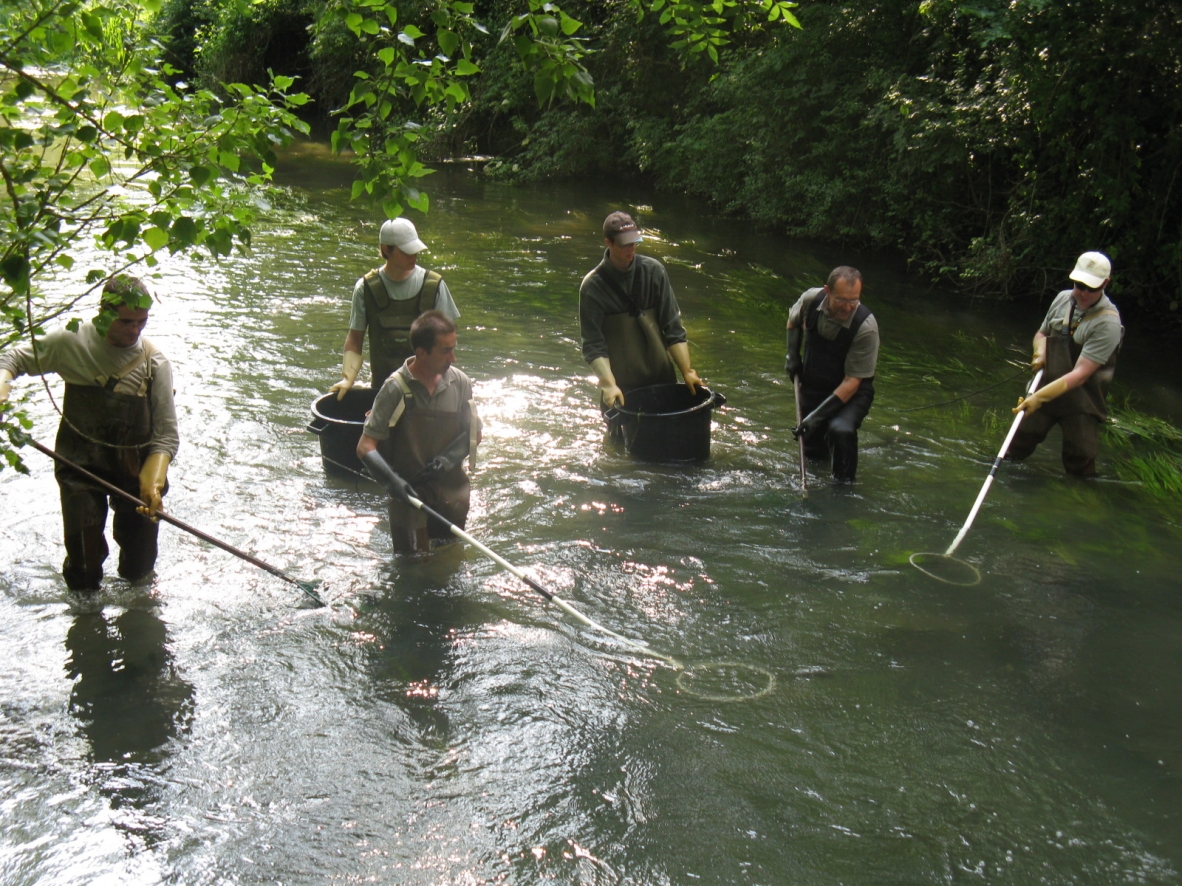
[834, 375, 862, 402]
[356, 433, 379, 459]
[344, 328, 364, 355]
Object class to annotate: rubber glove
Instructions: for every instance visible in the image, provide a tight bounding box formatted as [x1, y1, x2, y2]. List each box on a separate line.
[137, 452, 170, 521]
[668, 342, 702, 394]
[0, 369, 12, 406]
[1013, 376, 1068, 416]
[411, 430, 470, 485]
[1031, 335, 1047, 371]
[330, 350, 364, 401]
[793, 393, 843, 439]
[361, 449, 419, 503]
[590, 356, 624, 408]
[784, 327, 803, 380]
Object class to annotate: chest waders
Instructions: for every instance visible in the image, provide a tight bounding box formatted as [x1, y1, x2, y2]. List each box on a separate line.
[596, 266, 677, 397]
[801, 296, 876, 480]
[1042, 302, 1120, 420]
[54, 349, 161, 590]
[362, 268, 443, 388]
[1006, 303, 1121, 476]
[377, 378, 470, 552]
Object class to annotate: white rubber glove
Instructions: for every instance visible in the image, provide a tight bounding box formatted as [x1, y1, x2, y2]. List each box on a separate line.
[590, 356, 624, 408]
[330, 350, 364, 400]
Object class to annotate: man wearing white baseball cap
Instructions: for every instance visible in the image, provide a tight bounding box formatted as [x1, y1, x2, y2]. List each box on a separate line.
[331, 217, 460, 397]
[1006, 251, 1123, 475]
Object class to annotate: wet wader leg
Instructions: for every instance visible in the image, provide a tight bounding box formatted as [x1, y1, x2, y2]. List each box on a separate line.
[1059, 412, 1100, 476]
[1005, 409, 1056, 462]
[61, 483, 110, 591]
[826, 398, 871, 482]
[112, 493, 160, 581]
[387, 500, 431, 554]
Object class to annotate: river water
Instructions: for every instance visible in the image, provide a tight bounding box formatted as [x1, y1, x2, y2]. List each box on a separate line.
[2, 144, 1181, 884]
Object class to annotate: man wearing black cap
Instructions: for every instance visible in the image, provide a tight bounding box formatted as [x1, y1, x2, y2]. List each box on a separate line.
[579, 211, 702, 411]
[330, 217, 461, 398]
[784, 266, 879, 482]
[1006, 251, 1123, 475]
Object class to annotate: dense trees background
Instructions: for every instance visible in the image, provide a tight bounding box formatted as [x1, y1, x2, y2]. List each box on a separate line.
[157, 0, 1182, 322]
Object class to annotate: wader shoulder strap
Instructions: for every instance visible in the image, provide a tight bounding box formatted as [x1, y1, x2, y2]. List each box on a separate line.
[418, 270, 442, 311]
[386, 373, 415, 428]
[803, 290, 823, 330]
[594, 266, 640, 316]
[101, 338, 157, 393]
[467, 398, 480, 472]
[363, 268, 388, 309]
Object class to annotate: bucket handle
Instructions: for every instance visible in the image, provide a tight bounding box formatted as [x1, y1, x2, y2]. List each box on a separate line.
[306, 417, 327, 435]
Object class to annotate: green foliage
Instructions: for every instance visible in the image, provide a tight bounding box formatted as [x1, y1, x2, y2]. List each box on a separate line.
[1105, 398, 1182, 498]
[0, 0, 310, 469]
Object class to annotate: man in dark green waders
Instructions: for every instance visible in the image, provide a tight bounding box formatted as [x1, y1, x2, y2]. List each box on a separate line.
[578, 211, 702, 415]
[1006, 251, 1123, 476]
[330, 218, 461, 399]
[0, 276, 178, 590]
[356, 311, 480, 554]
[784, 266, 880, 482]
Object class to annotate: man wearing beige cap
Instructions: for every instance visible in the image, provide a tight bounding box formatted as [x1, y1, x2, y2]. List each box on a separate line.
[331, 217, 460, 396]
[579, 210, 701, 411]
[1006, 251, 1123, 475]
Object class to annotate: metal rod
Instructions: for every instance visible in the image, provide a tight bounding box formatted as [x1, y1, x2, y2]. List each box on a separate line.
[342, 453, 681, 668]
[793, 378, 808, 497]
[26, 436, 324, 605]
[944, 370, 1044, 557]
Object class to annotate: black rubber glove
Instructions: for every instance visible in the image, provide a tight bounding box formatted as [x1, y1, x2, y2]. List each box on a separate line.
[411, 429, 471, 485]
[413, 454, 455, 485]
[784, 326, 803, 380]
[792, 393, 843, 440]
[361, 450, 419, 503]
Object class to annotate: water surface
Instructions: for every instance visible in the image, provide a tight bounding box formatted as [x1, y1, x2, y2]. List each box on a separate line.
[1, 146, 1180, 884]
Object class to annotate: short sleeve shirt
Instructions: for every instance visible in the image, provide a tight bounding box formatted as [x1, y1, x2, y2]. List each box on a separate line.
[362, 360, 473, 441]
[349, 266, 460, 331]
[1039, 290, 1122, 365]
[788, 287, 880, 378]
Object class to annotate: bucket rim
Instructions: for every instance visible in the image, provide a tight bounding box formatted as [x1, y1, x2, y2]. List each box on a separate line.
[612, 384, 721, 419]
[309, 388, 374, 425]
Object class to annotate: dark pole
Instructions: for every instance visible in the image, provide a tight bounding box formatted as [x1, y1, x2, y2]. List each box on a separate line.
[24, 436, 323, 605]
[793, 378, 808, 497]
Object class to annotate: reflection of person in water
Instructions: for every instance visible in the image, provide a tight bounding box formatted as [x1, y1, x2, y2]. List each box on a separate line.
[66, 607, 194, 767]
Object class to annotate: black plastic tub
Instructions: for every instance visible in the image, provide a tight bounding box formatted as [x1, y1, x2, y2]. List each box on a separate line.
[607, 384, 726, 462]
[307, 387, 377, 477]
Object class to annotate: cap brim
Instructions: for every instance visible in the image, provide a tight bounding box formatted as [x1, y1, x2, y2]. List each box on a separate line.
[614, 230, 643, 245]
[399, 238, 428, 254]
[1070, 271, 1105, 289]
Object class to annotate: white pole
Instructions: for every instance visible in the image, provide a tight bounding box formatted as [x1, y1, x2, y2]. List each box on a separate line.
[944, 370, 1044, 557]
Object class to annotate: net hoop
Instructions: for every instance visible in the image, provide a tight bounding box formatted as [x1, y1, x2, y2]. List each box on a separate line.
[675, 660, 777, 702]
[909, 552, 981, 587]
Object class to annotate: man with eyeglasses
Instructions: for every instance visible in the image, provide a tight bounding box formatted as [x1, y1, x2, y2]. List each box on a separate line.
[784, 266, 879, 481]
[1005, 251, 1123, 476]
[579, 211, 702, 413]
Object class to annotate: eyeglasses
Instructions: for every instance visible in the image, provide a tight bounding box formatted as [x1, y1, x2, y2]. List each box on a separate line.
[1073, 280, 1100, 293]
[831, 296, 861, 307]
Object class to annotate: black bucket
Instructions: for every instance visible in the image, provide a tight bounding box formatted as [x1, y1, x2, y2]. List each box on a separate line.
[607, 384, 726, 462]
[307, 387, 377, 477]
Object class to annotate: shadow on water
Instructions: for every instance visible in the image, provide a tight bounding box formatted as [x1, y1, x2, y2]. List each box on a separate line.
[64, 596, 194, 842]
[356, 550, 479, 744]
